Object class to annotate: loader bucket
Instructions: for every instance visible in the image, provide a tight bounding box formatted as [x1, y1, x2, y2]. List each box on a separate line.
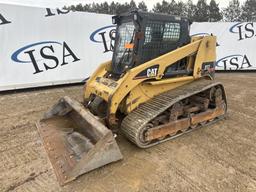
[36, 96, 123, 185]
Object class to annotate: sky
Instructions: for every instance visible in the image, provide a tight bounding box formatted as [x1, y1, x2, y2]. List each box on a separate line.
[0, 0, 246, 10]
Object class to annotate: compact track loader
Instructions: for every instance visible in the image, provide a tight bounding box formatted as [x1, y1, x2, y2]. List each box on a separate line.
[37, 11, 227, 185]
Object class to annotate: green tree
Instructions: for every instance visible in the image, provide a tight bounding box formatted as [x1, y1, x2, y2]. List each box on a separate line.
[138, 1, 148, 12]
[115, 2, 130, 14]
[222, 0, 242, 21]
[82, 4, 91, 12]
[194, 0, 209, 22]
[241, 0, 256, 21]
[90, 2, 98, 13]
[173, 1, 186, 17]
[101, 2, 110, 14]
[109, 2, 118, 14]
[129, 0, 137, 10]
[75, 3, 84, 11]
[152, 0, 171, 14]
[209, 0, 222, 21]
[152, 0, 187, 15]
[184, 0, 196, 20]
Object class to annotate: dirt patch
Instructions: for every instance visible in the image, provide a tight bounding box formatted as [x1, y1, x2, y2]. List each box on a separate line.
[0, 73, 256, 192]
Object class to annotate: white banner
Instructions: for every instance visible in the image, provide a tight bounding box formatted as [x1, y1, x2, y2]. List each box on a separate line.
[191, 22, 256, 71]
[0, 4, 114, 91]
[0, 4, 255, 91]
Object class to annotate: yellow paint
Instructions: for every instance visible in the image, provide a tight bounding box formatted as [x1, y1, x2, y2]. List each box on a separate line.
[125, 78, 194, 113]
[83, 35, 216, 125]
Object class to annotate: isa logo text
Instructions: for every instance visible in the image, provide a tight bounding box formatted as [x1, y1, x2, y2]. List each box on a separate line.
[11, 41, 80, 74]
[216, 54, 252, 70]
[230, 22, 256, 41]
[90, 25, 116, 53]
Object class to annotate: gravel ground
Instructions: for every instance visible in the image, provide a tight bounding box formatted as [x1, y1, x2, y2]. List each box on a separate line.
[0, 73, 256, 192]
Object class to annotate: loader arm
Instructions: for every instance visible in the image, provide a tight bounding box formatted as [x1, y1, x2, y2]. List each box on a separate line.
[84, 36, 216, 126]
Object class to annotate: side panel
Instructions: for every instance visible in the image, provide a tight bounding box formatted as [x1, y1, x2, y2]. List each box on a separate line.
[125, 78, 194, 113]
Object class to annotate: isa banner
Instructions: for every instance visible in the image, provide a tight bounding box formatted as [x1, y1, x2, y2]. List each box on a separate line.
[0, 4, 113, 91]
[0, 4, 255, 91]
[191, 22, 256, 71]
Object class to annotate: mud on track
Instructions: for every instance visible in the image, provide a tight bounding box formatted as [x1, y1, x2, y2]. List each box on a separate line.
[0, 73, 256, 192]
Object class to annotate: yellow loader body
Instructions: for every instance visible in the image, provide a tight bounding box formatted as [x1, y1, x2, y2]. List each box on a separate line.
[37, 10, 227, 186]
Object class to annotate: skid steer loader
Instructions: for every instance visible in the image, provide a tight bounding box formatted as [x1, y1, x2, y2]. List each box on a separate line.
[37, 11, 227, 185]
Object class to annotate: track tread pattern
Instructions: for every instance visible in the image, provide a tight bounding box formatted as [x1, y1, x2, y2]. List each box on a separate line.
[121, 79, 226, 148]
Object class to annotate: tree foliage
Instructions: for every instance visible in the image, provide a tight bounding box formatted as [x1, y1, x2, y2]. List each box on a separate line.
[64, 0, 256, 22]
[184, 0, 197, 20]
[152, 0, 171, 14]
[66, 1, 140, 15]
[222, 0, 242, 22]
[194, 0, 209, 22]
[241, 0, 256, 21]
[209, 0, 222, 22]
[138, 1, 148, 12]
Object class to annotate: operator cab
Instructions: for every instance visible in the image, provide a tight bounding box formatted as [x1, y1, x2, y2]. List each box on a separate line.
[111, 10, 191, 77]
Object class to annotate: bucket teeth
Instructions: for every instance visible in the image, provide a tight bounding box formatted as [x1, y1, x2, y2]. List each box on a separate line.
[36, 96, 123, 185]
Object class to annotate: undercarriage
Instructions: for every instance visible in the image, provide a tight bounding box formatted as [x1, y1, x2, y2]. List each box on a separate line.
[121, 79, 227, 148]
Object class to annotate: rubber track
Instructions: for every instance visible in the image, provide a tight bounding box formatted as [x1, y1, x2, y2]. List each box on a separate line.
[121, 79, 227, 148]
